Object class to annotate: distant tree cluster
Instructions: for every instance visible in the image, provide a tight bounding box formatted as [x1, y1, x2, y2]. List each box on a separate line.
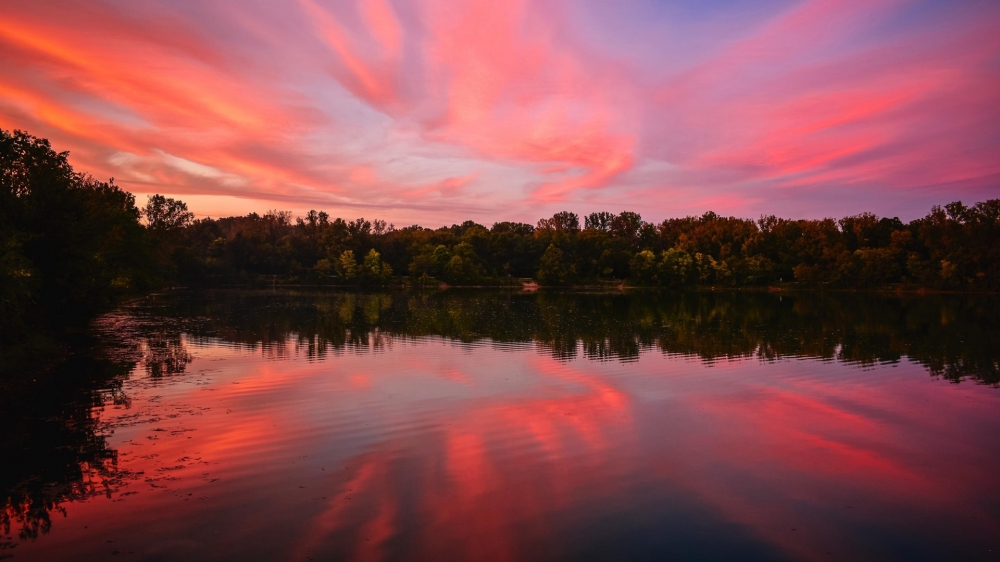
[167, 202, 1000, 292]
[3, 128, 999, 339]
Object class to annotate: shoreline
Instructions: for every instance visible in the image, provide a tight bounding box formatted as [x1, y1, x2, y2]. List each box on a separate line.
[146, 281, 1000, 296]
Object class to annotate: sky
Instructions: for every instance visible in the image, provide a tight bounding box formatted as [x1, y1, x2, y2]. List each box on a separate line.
[1, 0, 998, 226]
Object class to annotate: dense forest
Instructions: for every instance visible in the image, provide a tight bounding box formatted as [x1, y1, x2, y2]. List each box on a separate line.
[169, 201, 1000, 291]
[3, 128, 999, 337]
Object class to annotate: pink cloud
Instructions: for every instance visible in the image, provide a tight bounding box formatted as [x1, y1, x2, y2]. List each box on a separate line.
[418, 0, 637, 203]
[0, 0, 997, 223]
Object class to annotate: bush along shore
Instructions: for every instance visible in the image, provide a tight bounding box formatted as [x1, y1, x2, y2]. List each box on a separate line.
[3, 128, 999, 339]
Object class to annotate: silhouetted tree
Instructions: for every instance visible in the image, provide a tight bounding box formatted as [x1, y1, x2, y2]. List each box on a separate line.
[1, 129, 147, 336]
[143, 194, 193, 231]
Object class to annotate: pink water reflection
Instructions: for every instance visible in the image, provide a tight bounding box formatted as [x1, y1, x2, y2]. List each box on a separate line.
[12, 336, 1000, 561]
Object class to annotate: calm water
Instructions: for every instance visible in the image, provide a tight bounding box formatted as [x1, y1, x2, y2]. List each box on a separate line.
[2, 290, 999, 561]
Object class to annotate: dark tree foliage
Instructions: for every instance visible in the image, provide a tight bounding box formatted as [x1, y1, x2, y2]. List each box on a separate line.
[1, 129, 148, 337]
[159, 204, 999, 291]
[144, 194, 193, 231]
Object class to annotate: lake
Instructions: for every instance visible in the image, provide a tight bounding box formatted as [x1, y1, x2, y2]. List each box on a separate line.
[2, 289, 999, 561]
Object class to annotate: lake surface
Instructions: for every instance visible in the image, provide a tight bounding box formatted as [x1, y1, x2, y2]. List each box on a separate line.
[2, 289, 999, 561]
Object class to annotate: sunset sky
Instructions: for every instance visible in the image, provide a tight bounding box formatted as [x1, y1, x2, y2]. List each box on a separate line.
[2, 0, 998, 225]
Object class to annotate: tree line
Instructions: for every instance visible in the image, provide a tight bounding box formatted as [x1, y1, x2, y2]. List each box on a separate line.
[3, 128, 999, 336]
[156, 193, 1000, 293]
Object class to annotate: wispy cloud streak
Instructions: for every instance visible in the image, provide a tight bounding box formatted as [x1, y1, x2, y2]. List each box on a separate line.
[0, 0, 996, 223]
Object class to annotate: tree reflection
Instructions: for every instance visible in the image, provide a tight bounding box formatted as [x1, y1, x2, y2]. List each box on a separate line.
[139, 332, 192, 378]
[0, 349, 131, 543]
[152, 289, 999, 385]
[0, 318, 193, 544]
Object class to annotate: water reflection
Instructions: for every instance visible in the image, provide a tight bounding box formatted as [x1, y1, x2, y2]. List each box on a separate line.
[138, 289, 999, 384]
[0, 341, 130, 548]
[1, 289, 998, 560]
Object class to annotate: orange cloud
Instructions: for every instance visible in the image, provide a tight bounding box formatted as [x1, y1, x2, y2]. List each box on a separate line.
[1, 0, 998, 222]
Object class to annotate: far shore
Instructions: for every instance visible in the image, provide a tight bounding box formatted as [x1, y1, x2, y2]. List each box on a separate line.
[146, 280, 1000, 296]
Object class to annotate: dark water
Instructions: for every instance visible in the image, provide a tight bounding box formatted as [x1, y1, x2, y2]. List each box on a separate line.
[2, 289, 999, 561]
